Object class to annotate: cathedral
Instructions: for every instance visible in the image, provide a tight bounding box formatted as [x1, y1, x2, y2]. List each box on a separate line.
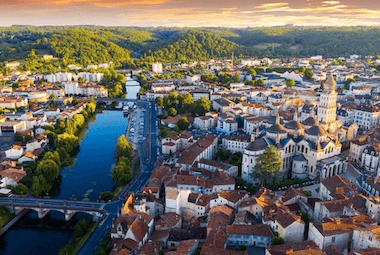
[242, 74, 347, 183]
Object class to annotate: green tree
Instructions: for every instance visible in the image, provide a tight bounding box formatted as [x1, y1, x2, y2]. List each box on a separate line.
[286, 79, 295, 87]
[252, 146, 283, 186]
[14, 131, 23, 142]
[272, 236, 285, 245]
[194, 97, 211, 115]
[182, 93, 194, 112]
[112, 157, 132, 186]
[49, 94, 57, 100]
[247, 68, 257, 77]
[114, 135, 133, 162]
[255, 79, 265, 86]
[177, 117, 190, 130]
[156, 96, 164, 108]
[304, 69, 314, 80]
[43, 151, 62, 168]
[167, 107, 177, 117]
[36, 159, 60, 183]
[12, 183, 28, 195]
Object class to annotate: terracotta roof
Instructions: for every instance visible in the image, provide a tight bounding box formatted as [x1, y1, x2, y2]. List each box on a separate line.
[226, 224, 273, 237]
[281, 186, 307, 203]
[200, 247, 247, 255]
[266, 240, 323, 255]
[0, 168, 26, 183]
[156, 213, 181, 229]
[167, 239, 198, 255]
[321, 175, 355, 198]
[203, 227, 228, 249]
[130, 217, 149, 242]
[218, 190, 248, 203]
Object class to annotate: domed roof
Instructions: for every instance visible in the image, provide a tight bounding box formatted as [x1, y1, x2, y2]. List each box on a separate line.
[285, 120, 304, 130]
[306, 125, 328, 137]
[245, 138, 268, 152]
[302, 116, 317, 126]
[268, 113, 287, 134]
[268, 124, 287, 134]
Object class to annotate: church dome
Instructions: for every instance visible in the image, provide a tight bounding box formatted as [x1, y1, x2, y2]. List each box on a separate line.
[268, 124, 287, 134]
[306, 125, 328, 137]
[267, 113, 287, 134]
[302, 116, 317, 126]
[285, 120, 304, 130]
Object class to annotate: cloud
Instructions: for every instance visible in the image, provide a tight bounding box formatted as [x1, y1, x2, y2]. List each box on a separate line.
[322, 1, 340, 5]
[256, 3, 289, 10]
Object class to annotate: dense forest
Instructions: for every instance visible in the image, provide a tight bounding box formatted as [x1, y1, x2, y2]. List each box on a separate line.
[1, 26, 380, 70]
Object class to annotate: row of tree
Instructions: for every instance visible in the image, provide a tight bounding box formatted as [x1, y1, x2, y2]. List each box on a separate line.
[112, 135, 134, 187]
[27, 99, 97, 197]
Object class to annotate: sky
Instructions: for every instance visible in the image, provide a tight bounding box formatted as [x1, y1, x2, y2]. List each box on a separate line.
[1, 0, 380, 27]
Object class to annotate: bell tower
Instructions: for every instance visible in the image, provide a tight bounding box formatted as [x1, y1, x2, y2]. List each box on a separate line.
[318, 74, 337, 131]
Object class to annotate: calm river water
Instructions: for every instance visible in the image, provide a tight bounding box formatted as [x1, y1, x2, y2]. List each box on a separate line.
[1, 110, 129, 254]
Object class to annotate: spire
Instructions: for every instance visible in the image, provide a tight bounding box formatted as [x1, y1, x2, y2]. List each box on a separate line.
[325, 73, 336, 91]
[276, 132, 281, 144]
[256, 126, 260, 138]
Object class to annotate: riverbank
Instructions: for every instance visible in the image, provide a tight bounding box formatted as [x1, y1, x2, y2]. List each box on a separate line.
[58, 220, 98, 255]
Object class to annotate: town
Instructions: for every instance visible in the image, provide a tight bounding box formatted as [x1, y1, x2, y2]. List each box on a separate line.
[1, 53, 380, 255]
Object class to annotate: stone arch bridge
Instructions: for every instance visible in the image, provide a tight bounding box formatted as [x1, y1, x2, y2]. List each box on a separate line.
[0, 198, 107, 221]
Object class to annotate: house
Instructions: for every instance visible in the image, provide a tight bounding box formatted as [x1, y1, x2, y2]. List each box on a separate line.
[266, 240, 323, 255]
[192, 89, 211, 101]
[210, 190, 248, 209]
[216, 115, 238, 135]
[0, 168, 26, 187]
[111, 212, 153, 247]
[197, 158, 238, 177]
[308, 215, 377, 250]
[222, 135, 251, 154]
[313, 195, 365, 222]
[226, 224, 273, 248]
[18, 152, 37, 164]
[193, 115, 216, 131]
[161, 115, 182, 129]
[238, 188, 276, 219]
[212, 98, 235, 113]
[262, 203, 305, 243]
[161, 134, 193, 155]
[5, 145, 24, 159]
[351, 226, 380, 251]
[318, 175, 356, 201]
[155, 213, 182, 230]
[176, 135, 218, 170]
[167, 239, 199, 255]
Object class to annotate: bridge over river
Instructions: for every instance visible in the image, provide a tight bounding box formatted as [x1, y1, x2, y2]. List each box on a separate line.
[0, 198, 107, 221]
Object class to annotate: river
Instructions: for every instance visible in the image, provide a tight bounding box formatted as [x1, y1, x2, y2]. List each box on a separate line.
[1, 110, 130, 254]
[125, 75, 141, 100]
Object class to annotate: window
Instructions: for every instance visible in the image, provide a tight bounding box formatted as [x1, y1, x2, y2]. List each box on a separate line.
[332, 237, 335, 243]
